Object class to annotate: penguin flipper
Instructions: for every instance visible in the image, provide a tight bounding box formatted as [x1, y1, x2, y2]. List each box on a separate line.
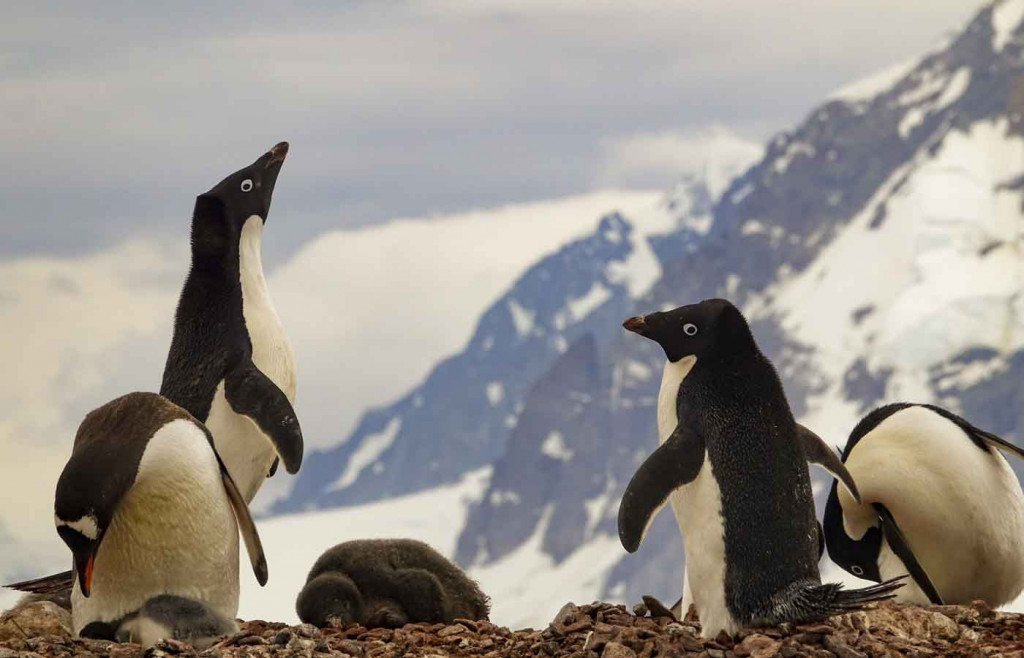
[221, 467, 269, 586]
[224, 362, 303, 474]
[874, 502, 943, 605]
[797, 423, 862, 503]
[971, 426, 1024, 460]
[617, 423, 705, 553]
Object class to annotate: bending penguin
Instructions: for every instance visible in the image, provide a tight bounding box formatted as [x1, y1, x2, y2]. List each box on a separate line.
[824, 403, 1024, 607]
[160, 140, 302, 503]
[618, 299, 902, 636]
[51, 392, 267, 646]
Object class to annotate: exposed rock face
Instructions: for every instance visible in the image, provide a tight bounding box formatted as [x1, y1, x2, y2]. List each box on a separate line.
[2, 601, 1023, 657]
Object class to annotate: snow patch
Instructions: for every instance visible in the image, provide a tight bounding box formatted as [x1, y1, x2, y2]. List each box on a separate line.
[829, 58, 919, 103]
[490, 490, 522, 507]
[486, 381, 505, 406]
[508, 299, 536, 338]
[993, 0, 1024, 52]
[773, 142, 816, 174]
[541, 431, 574, 461]
[328, 417, 402, 491]
[567, 283, 612, 322]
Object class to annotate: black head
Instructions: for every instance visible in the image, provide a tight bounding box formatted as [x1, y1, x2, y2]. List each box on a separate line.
[622, 298, 756, 363]
[822, 480, 882, 582]
[190, 141, 289, 264]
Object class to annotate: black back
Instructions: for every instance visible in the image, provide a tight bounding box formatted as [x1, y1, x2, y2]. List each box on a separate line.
[673, 311, 821, 621]
[160, 143, 287, 421]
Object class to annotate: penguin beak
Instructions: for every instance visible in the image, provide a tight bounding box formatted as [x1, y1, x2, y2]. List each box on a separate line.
[73, 547, 98, 598]
[265, 141, 289, 168]
[622, 315, 649, 336]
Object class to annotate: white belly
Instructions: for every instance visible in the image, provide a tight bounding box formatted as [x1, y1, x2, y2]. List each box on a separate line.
[656, 357, 736, 636]
[71, 420, 240, 634]
[211, 216, 296, 501]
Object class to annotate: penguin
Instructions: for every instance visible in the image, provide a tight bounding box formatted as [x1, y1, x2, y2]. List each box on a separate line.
[295, 539, 490, 629]
[617, 299, 902, 637]
[823, 403, 1024, 607]
[160, 141, 302, 503]
[48, 392, 267, 642]
[114, 595, 237, 649]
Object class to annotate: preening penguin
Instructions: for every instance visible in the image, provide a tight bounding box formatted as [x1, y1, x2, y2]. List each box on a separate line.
[161, 141, 302, 503]
[296, 539, 490, 629]
[618, 299, 901, 636]
[824, 403, 1024, 607]
[51, 393, 267, 642]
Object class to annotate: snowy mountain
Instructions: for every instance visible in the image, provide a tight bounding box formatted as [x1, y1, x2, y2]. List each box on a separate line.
[277, 0, 1024, 625]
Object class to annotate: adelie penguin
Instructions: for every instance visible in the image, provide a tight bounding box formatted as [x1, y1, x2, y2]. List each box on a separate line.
[160, 140, 302, 503]
[824, 403, 1024, 607]
[618, 299, 903, 636]
[38, 393, 267, 646]
[296, 539, 490, 629]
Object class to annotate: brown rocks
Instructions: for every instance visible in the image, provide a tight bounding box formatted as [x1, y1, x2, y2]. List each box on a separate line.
[0, 601, 73, 642]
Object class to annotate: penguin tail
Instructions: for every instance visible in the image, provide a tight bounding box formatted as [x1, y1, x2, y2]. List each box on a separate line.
[758, 576, 905, 625]
[5, 570, 74, 595]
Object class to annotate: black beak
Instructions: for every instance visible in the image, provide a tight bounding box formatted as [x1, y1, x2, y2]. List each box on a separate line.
[73, 549, 97, 598]
[623, 315, 649, 336]
[265, 141, 289, 168]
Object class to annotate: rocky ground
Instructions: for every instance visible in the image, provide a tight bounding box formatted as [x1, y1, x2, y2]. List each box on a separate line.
[3, 599, 1024, 658]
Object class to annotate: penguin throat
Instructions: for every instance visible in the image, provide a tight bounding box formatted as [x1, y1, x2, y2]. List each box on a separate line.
[657, 355, 697, 443]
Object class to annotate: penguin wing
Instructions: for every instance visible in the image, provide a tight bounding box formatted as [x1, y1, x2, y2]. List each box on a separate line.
[617, 423, 705, 553]
[873, 502, 943, 605]
[797, 423, 862, 503]
[224, 361, 304, 474]
[220, 466, 269, 586]
[918, 403, 1024, 459]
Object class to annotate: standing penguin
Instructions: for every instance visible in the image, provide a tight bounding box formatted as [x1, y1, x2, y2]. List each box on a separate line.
[824, 403, 1024, 607]
[50, 392, 267, 644]
[618, 299, 901, 636]
[161, 141, 302, 502]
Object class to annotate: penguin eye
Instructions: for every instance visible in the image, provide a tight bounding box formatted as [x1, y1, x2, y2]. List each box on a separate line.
[851, 565, 864, 576]
[240, 179, 254, 192]
[683, 323, 698, 337]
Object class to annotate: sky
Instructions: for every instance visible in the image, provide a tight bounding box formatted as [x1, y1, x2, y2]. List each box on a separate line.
[0, 0, 991, 595]
[1, 1, 977, 265]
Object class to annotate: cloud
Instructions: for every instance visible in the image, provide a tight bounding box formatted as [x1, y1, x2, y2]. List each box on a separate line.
[0, 189, 659, 573]
[0, 1, 978, 260]
[597, 127, 763, 197]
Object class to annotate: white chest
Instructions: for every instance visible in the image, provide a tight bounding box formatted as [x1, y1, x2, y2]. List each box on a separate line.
[239, 216, 296, 401]
[71, 421, 240, 633]
[656, 357, 735, 636]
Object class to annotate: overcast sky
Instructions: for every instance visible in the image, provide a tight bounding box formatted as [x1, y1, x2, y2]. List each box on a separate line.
[2, 1, 979, 266]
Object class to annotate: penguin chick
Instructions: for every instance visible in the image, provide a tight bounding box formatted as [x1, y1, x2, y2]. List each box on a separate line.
[296, 539, 490, 628]
[115, 595, 237, 649]
[824, 403, 1024, 607]
[161, 141, 301, 504]
[618, 299, 902, 636]
[53, 392, 267, 637]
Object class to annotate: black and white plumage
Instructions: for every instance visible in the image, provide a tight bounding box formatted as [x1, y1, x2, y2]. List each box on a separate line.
[824, 403, 1024, 607]
[617, 299, 901, 636]
[114, 595, 237, 649]
[44, 392, 266, 641]
[296, 539, 490, 629]
[161, 141, 301, 503]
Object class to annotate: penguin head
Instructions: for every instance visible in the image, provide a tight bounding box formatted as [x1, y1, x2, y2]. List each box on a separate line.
[822, 480, 883, 583]
[190, 142, 289, 262]
[54, 513, 104, 598]
[622, 298, 755, 363]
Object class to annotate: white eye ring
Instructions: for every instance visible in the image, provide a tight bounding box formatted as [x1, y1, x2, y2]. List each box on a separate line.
[240, 179, 253, 192]
[851, 565, 864, 576]
[683, 323, 698, 336]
